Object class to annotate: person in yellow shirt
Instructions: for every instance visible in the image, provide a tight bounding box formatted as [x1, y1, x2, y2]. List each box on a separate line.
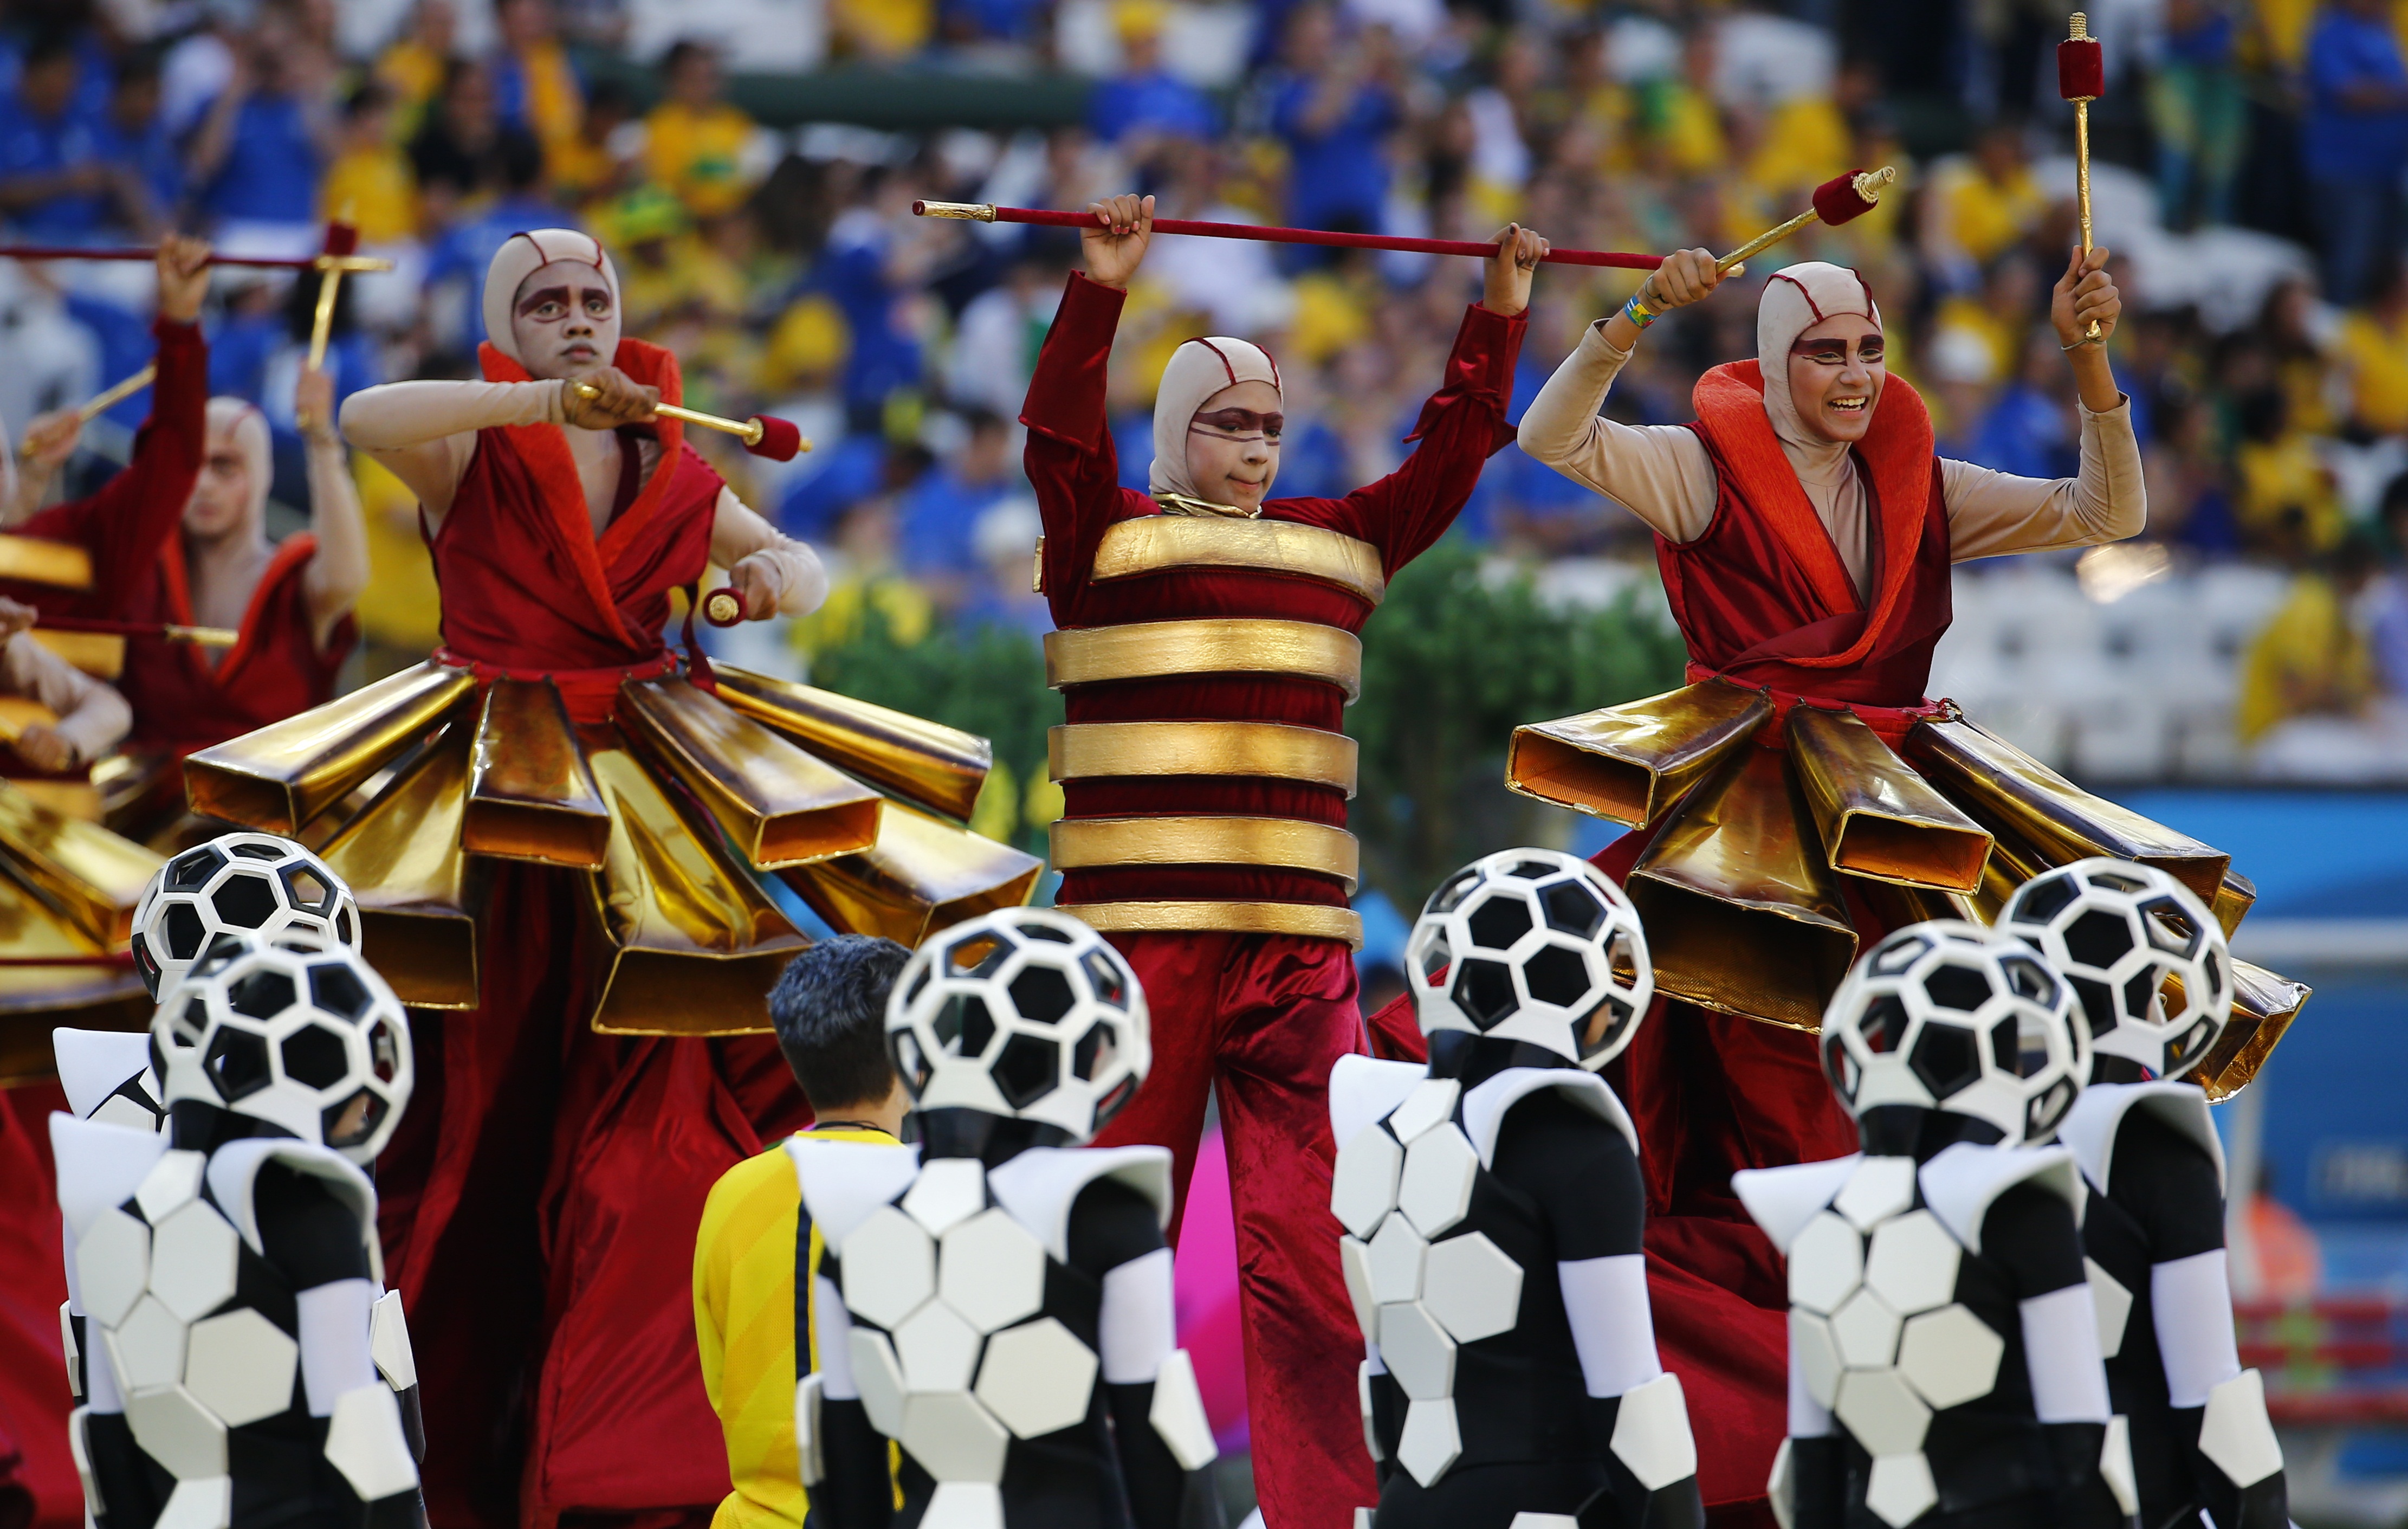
[693, 935, 913, 1529]
[644, 41, 761, 219]
[2232, 388, 2346, 553]
[2339, 260, 2408, 432]
[374, 0, 456, 141]
[1922, 120, 2048, 274]
[319, 82, 419, 242]
[2237, 539, 2380, 743]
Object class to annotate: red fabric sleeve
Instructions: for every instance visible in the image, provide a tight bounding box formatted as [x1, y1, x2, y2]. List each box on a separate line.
[1021, 273, 1155, 614]
[19, 319, 208, 614]
[1335, 301, 1525, 575]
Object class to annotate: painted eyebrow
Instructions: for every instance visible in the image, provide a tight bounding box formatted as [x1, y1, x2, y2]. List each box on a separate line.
[516, 285, 572, 315]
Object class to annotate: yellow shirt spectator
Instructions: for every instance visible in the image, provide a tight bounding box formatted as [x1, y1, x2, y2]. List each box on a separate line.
[2339, 306, 2408, 433]
[2234, 432, 2345, 553]
[1743, 95, 1850, 198]
[351, 454, 443, 659]
[834, 0, 936, 58]
[1928, 154, 2047, 266]
[320, 144, 419, 243]
[2237, 572, 2374, 743]
[646, 101, 760, 218]
[694, 1124, 900, 1529]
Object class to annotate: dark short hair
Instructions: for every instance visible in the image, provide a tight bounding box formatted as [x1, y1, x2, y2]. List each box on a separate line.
[769, 936, 911, 1114]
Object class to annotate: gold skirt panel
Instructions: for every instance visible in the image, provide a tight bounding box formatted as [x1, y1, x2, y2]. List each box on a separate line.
[31, 630, 124, 680]
[1048, 721, 1358, 795]
[319, 724, 482, 1010]
[0, 867, 150, 1086]
[464, 678, 612, 869]
[619, 677, 883, 870]
[1090, 517, 1387, 605]
[1500, 680, 2304, 1091]
[186, 661, 477, 832]
[1048, 816, 1359, 891]
[1061, 899, 1364, 949]
[710, 664, 993, 823]
[0, 533, 94, 589]
[782, 801, 1044, 949]
[1044, 620, 1364, 701]
[0, 782, 163, 946]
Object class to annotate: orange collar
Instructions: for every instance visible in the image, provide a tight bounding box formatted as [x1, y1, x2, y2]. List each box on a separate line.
[476, 338, 689, 649]
[159, 531, 320, 682]
[1691, 360, 1936, 672]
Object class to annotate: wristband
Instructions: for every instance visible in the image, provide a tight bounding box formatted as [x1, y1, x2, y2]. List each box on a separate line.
[1621, 289, 1663, 331]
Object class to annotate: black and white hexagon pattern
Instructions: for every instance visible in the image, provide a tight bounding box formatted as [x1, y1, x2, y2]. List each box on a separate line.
[1999, 858, 2233, 1083]
[130, 834, 360, 1000]
[886, 908, 1148, 1144]
[1819, 920, 2087, 1146]
[152, 935, 412, 1166]
[1327, 1075, 1528, 1489]
[1406, 849, 1654, 1070]
[1785, 1157, 2009, 1529]
[833, 1154, 1215, 1499]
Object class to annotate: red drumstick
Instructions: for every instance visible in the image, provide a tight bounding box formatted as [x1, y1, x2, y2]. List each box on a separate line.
[0, 244, 392, 272]
[914, 202, 1666, 270]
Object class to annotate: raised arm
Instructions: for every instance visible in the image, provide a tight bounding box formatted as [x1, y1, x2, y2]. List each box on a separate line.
[1021, 194, 1154, 610]
[1946, 247, 2145, 559]
[1516, 249, 1724, 544]
[1072, 1178, 1218, 1529]
[710, 491, 830, 620]
[296, 368, 370, 653]
[1494, 1092, 1704, 1528]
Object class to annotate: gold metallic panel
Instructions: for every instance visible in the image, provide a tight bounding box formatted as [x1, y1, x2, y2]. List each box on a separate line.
[185, 661, 476, 832]
[1049, 721, 1357, 795]
[584, 743, 807, 1036]
[31, 629, 121, 679]
[9, 782, 100, 821]
[1044, 620, 1364, 701]
[2212, 870, 2256, 939]
[1062, 899, 1364, 947]
[0, 534, 92, 589]
[1904, 719, 2229, 907]
[1048, 816, 1359, 891]
[463, 678, 611, 868]
[1090, 517, 1387, 606]
[0, 782, 163, 945]
[2196, 960, 2310, 1103]
[1628, 746, 1859, 1032]
[1506, 681, 1771, 828]
[708, 665, 991, 823]
[783, 802, 1043, 949]
[319, 726, 481, 1010]
[618, 678, 883, 870]
[0, 875, 148, 1087]
[1787, 706, 1993, 893]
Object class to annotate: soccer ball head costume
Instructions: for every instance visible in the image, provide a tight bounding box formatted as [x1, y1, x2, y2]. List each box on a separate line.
[1333, 850, 1703, 1528]
[128, 831, 362, 998]
[2004, 861, 2290, 1528]
[54, 932, 424, 1529]
[1738, 922, 2135, 1529]
[799, 908, 1217, 1529]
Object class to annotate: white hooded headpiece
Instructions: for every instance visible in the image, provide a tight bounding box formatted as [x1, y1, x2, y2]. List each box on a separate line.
[482, 229, 622, 367]
[204, 397, 272, 539]
[1149, 335, 1282, 504]
[1757, 261, 1882, 477]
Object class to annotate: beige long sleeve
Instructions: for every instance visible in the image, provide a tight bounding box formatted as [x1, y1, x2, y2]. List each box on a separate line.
[711, 491, 829, 618]
[2, 631, 129, 763]
[1516, 322, 2149, 565]
[339, 379, 569, 518]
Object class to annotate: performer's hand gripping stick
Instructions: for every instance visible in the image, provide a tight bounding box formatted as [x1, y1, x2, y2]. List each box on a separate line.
[2060, 14, 2107, 344]
[565, 382, 810, 462]
[1713, 166, 1898, 276]
[19, 365, 157, 455]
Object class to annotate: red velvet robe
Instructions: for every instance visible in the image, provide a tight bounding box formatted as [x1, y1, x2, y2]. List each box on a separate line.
[371, 338, 811, 1529]
[1368, 362, 1954, 1524]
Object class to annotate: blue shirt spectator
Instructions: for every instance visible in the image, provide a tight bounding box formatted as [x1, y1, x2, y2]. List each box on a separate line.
[2303, 0, 2408, 184]
[0, 38, 107, 238]
[426, 191, 578, 348]
[819, 209, 926, 413]
[780, 434, 888, 543]
[899, 413, 1019, 580]
[198, 91, 322, 224]
[90, 59, 182, 233]
[1271, 73, 1396, 231]
[941, 0, 1050, 43]
[1966, 384, 2076, 482]
[1088, 28, 1216, 145]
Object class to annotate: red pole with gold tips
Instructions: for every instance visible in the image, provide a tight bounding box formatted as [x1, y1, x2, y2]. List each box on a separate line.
[2060, 12, 2107, 343]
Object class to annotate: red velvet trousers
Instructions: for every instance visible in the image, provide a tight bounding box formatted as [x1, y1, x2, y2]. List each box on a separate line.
[0, 1082, 71, 1529]
[1089, 932, 1419, 1529]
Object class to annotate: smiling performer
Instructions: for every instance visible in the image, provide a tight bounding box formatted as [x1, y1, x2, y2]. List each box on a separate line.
[1022, 192, 1541, 1529]
[1503, 247, 2147, 1518]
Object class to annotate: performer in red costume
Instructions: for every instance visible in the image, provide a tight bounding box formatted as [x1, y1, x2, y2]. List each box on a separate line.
[338, 228, 827, 1529]
[1473, 248, 2135, 1525]
[1023, 192, 1545, 1529]
[10, 236, 370, 807]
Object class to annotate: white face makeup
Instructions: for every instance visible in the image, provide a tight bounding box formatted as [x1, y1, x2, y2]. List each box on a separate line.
[1183, 378, 1282, 511]
[509, 258, 622, 380]
[1785, 313, 1886, 444]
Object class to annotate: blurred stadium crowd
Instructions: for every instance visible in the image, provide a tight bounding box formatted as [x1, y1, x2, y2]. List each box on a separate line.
[6, 0, 2408, 782]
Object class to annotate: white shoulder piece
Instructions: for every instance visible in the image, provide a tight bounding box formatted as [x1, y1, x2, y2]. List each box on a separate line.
[49, 1112, 170, 1235]
[2060, 1081, 2224, 1198]
[1330, 1055, 1427, 1145]
[1731, 1155, 1862, 1254]
[52, 1030, 152, 1120]
[204, 1138, 377, 1256]
[786, 1137, 920, 1251]
[1460, 1067, 1636, 1164]
[987, 1144, 1174, 1262]
[1919, 1143, 2079, 1253]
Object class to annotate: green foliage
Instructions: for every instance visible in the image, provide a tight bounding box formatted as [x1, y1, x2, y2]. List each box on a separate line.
[1347, 540, 1688, 910]
[803, 542, 1687, 899]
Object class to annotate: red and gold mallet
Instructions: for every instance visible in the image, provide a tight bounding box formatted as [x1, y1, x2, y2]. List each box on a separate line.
[702, 588, 746, 627]
[1713, 166, 1900, 275]
[2060, 12, 2107, 344]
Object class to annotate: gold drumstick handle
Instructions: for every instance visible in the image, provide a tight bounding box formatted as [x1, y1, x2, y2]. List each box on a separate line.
[2070, 13, 2103, 344]
[19, 364, 156, 455]
[1716, 210, 1818, 276]
[566, 383, 813, 453]
[165, 623, 241, 647]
